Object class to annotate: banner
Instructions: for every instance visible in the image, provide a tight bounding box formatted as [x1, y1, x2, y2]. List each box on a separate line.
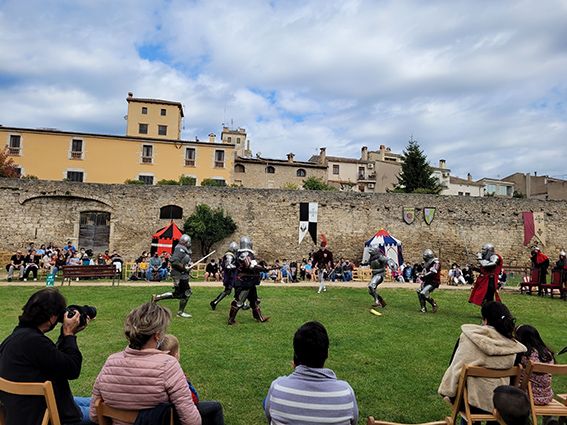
[299, 202, 318, 245]
[523, 211, 546, 246]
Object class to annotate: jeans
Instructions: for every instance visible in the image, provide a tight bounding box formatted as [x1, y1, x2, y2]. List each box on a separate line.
[74, 396, 96, 425]
[343, 270, 353, 281]
[197, 400, 225, 425]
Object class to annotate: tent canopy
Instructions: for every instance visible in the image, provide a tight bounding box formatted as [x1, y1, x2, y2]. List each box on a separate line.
[151, 221, 183, 255]
[362, 228, 404, 267]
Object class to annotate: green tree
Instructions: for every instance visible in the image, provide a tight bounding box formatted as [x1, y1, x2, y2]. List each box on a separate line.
[0, 147, 19, 178]
[157, 179, 179, 185]
[179, 175, 196, 186]
[282, 182, 299, 190]
[303, 176, 335, 191]
[184, 204, 237, 255]
[394, 139, 443, 194]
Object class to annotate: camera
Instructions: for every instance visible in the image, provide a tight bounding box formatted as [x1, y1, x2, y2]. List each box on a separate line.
[59, 304, 97, 328]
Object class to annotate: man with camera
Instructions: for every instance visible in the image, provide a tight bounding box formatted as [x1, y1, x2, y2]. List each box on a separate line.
[0, 288, 95, 425]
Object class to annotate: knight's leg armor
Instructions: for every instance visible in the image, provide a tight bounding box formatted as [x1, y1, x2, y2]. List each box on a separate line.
[210, 288, 231, 311]
[228, 300, 239, 325]
[368, 274, 384, 306]
[318, 270, 326, 293]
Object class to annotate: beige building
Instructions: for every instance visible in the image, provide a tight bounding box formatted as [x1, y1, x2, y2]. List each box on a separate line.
[2, 94, 234, 186]
[443, 175, 485, 197]
[503, 172, 567, 200]
[477, 178, 515, 197]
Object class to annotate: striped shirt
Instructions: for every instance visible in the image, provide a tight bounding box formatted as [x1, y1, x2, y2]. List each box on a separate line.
[265, 365, 358, 425]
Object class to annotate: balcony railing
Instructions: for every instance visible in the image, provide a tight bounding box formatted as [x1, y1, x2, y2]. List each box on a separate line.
[214, 161, 225, 168]
[8, 147, 20, 156]
[71, 151, 82, 159]
[142, 157, 153, 164]
[185, 159, 195, 167]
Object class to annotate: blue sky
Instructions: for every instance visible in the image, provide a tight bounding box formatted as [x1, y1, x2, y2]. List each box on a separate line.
[1, 0, 566, 179]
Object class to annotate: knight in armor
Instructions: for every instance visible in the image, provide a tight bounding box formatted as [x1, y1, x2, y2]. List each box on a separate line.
[364, 246, 398, 308]
[468, 243, 503, 306]
[312, 236, 334, 294]
[210, 241, 238, 311]
[416, 249, 440, 313]
[228, 236, 269, 325]
[152, 234, 194, 318]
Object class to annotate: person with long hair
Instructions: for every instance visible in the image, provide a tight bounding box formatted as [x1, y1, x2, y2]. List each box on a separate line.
[438, 301, 526, 416]
[89, 302, 201, 425]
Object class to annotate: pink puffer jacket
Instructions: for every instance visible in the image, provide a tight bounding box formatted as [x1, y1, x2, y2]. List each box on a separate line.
[89, 347, 201, 425]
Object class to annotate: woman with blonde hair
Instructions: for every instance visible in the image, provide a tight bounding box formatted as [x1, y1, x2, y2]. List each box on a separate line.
[89, 302, 201, 425]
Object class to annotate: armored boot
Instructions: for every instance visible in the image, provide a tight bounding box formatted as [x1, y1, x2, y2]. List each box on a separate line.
[210, 291, 227, 311]
[228, 301, 239, 325]
[177, 298, 191, 318]
[427, 297, 438, 313]
[376, 295, 387, 308]
[252, 306, 270, 323]
[152, 292, 173, 302]
[418, 293, 427, 313]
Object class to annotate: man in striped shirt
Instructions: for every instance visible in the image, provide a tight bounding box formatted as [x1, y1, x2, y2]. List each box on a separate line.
[264, 321, 358, 424]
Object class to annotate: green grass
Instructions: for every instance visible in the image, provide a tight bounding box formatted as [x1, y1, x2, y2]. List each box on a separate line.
[0, 286, 564, 424]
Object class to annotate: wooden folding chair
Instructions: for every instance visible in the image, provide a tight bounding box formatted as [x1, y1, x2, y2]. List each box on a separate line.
[520, 269, 541, 295]
[94, 398, 174, 425]
[523, 361, 567, 425]
[539, 270, 563, 298]
[446, 365, 522, 425]
[0, 377, 61, 425]
[367, 418, 448, 425]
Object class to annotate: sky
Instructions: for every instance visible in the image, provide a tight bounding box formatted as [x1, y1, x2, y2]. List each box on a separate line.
[1, 0, 566, 180]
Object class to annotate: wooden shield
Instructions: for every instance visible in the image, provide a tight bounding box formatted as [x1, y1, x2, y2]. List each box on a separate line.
[403, 207, 415, 224]
[423, 207, 436, 225]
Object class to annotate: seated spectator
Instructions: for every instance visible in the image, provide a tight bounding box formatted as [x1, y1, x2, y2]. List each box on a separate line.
[159, 334, 225, 424]
[492, 385, 531, 425]
[269, 260, 281, 281]
[462, 263, 475, 284]
[110, 250, 124, 278]
[0, 288, 94, 425]
[204, 259, 220, 281]
[304, 260, 315, 281]
[299, 258, 308, 280]
[96, 253, 106, 265]
[102, 249, 111, 264]
[89, 302, 201, 425]
[498, 269, 508, 288]
[147, 252, 168, 281]
[280, 259, 291, 283]
[438, 302, 526, 416]
[6, 249, 25, 282]
[402, 262, 413, 282]
[64, 240, 77, 255]
[289, 260, 298, 282]
[264, 321, 358, 424]
[343, 259, 353, 281]
[36, 244, 46, 256]
[449, 263, 467, 286]
[23, 249, 40, 281]
[68, 252, 81, 266]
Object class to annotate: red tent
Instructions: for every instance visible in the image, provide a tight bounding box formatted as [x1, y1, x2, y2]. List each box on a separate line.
[151, 221, 183, 255]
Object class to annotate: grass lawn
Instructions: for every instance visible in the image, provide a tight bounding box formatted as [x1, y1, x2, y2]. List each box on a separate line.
[0, 285, 565, 424]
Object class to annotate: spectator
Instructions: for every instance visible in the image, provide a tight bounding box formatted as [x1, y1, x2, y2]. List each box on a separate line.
[68, 252, 81, 266]
[343, 259, 354, 281]
[147, 252, 167, 281]
[110, 250, 124, 279]
[6, 249, 25, 282]
[269, 260, 281, 281]
[462, 263, 475, 285]
[159, 334, 225, 425]
[102, 249, 111, 264]
[36, 243, 46, 256]
[493, 385, 531, 425]
[265, 321, 358, 424]
[281, 259, 291, 283]
[23, 249, 40, 281]
[64, 240, 77, 255]
[0, 288, 94, 425]
[204, 259, 220, 281]
[438, 301, 526, 416]
[89, 302, 201, 425]
[449, 263, 467, 286]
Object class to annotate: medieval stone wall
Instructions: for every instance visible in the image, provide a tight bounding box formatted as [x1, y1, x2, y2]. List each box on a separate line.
[0, 179, 565, 267]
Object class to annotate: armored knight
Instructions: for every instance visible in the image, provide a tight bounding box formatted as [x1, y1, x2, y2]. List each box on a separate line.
[416, 249, 440, 313]
[469, 243, 502, 306]
[210, 241, 238, 310]
[365, 246, 398, 308]
[228, 236, 269, 325]
[152, 234, 193, 318]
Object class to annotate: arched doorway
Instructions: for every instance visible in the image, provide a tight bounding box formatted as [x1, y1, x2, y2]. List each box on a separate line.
[79, 211, 111, 253]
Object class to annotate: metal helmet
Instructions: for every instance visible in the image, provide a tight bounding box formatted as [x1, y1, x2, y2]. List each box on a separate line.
[560, 250, 566, 258]
[179, 234, 191, 247]
[369, 246, 383, 256]
[422, 249, 434, 262]
[481, 243, 494, 256]
[240, 236, 253, 250]
[228, 241, 238, 253]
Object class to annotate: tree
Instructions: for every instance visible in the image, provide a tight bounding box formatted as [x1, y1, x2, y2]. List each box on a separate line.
[201, 178, 226, 187]
[394, 139, 443, 194]
[0, 147, 19, 178]
[303, 176, 335, 191]
[184, 204, 237, 255]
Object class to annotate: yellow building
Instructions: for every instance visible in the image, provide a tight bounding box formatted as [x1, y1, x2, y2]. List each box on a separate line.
[1, 94, 234, 186]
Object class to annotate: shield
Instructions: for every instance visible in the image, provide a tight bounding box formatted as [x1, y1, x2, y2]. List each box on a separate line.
[423, 207, 436, 225]
[403, 207, 415, 225]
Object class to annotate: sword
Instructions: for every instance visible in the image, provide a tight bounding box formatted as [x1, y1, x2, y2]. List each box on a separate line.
[187, 250, 216, 270]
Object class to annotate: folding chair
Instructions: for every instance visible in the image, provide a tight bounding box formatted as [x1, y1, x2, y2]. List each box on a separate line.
[446, 365, 522, 425]
[367, 418, 448, 425]
[94, 398, 174, 425]
[0, 377, 61, 425]
[523, 361, 567, 425]
[520, 269, 541, 295]
[539, 270, 562, 298]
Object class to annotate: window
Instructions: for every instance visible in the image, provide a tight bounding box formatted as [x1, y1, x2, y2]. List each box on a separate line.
[296, 169, 306, 177]
[138, 175, 154, 185]
[333, 164, 340, 175]
[227, 137, 232, 143]
[158, 125, 167, 136]
[8, 135, 21, 155]
[235, 164, 246, 173]
[368, 183, 375, 189]
[236, 137, 241, 145]
[71, 139, 83, 159]
[141, 107, 148, 114]
[142, 145, 153, 163]
[14, 167, 21, 178]
[185, 148, 196, 166]
[458, 191, 463, 196]
[465, 192, 471, 196]
[139, 123, 148, 134]
[160, 108, 166, 116]
[214, 150, 225, 168]
[266, 165, 275, 174]
[66, 171, 84, 182]
[160, 205, 183, 220]
[358, 167, 366, 180]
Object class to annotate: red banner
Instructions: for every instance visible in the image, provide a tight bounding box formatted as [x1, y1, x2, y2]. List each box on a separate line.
[522, 211, 535, 246]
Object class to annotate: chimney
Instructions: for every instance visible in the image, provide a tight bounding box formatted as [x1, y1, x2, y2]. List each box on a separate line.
[439, 159, 446, 169]
[467, 173, 472, 182]
[208, 132, 216, 143]
[361, 146, 368, 161]
[319, 147, 327, 165]
[287, 153, 295, 163]
[127, 92, 133, 98]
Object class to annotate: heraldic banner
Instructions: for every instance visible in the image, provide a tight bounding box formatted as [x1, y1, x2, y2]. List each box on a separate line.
[522, 211, 546, 246]
[299, 202, 318, 245]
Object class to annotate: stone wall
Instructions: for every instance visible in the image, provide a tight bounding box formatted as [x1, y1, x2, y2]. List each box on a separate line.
[0, 179, 565, 267]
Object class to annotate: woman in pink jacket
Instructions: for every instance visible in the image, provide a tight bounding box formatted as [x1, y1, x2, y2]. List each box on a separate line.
[89, 302, 201, 425]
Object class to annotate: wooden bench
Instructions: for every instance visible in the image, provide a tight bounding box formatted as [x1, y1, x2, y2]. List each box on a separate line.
[61, 264, 120, 286]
